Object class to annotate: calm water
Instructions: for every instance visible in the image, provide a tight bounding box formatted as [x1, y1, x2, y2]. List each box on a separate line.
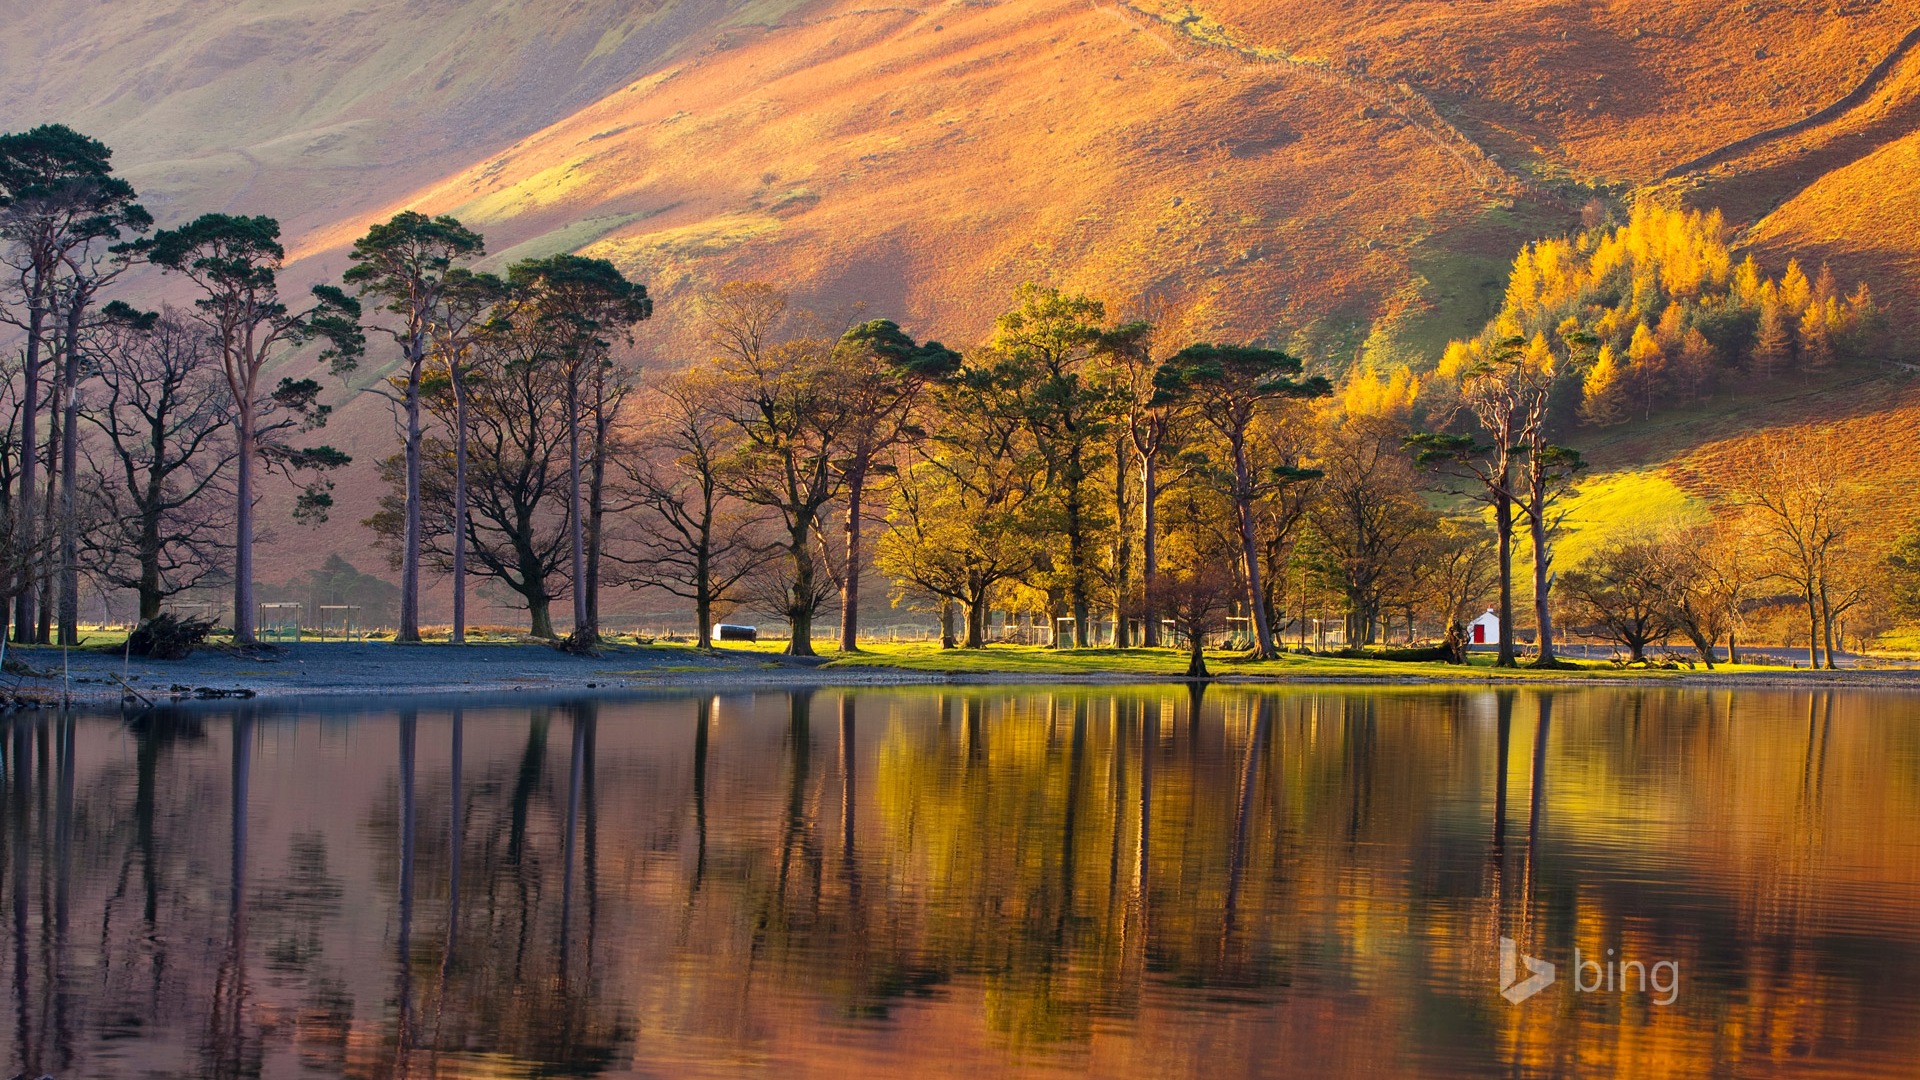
[2, 686, 1918, 1078]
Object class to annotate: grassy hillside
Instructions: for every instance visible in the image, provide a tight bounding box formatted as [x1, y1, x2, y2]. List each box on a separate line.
[0, 0, 806, 233]
[10, 0, 1920, 608]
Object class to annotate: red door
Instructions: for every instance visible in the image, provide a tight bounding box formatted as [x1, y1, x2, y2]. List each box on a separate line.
[1472, 624, 1486, 644]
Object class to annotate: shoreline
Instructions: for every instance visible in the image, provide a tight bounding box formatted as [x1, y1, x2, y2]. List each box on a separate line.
[3, 641, 1919, 708]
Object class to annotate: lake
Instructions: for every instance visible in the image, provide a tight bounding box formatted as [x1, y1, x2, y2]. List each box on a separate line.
[2, 685, 1917, 1078]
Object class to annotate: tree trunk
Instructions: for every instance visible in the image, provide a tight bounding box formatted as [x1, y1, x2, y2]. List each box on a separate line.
[39, 377, 61, 644]
[1727, 629, 1741, 666]
[586, 410, 607, 638]
[58, 351, 79, 645]
[940, 598, 957, 649]
[965, 591, 988, 649]
[398, 348, 424, 643]
[1141, 454, 1160, 647]
[14, 297, 44, 644]
[1494, 490, 1515, 668]
[528, 593, 554, 640]
[1804, 588, 1820, 669]
[838, 468, 865, 653]
[695, 562, 713, 651]
[1112, 437, 1132, 649]
[1527, 503, 1558, 665]
[1819, 586, 1837, 670]
[1231, 437, 1276, 659]
[1186, 627, 1209, 679]
[1066, 466, 1089, 648]
[1687, 629, 1716, 669]
[566, 377, 588, 639]
[138, 517, 163, 622]
[233, 420, 256, 644]
[787, 523, 816, 657]
[57, 297, 85, 646]
[451, 373, 468, 645]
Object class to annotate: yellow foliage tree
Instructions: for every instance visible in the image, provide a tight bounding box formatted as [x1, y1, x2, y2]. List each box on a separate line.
[1339, 361, 1421, 419]
[1581, 344, 1626, 426]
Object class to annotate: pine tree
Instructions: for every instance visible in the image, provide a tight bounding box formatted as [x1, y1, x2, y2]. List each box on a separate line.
[1580, 344, 1626, 425]
[1798, 299, 1837, 369]
[1751, 299, 1792, 379]
[1675, 327, 1716, 402]
[1778, 259, 1812, 316]
[1626, 322, 1665, 419]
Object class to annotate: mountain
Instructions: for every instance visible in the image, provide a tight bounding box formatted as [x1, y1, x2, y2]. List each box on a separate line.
[6, 0, 1919, 618]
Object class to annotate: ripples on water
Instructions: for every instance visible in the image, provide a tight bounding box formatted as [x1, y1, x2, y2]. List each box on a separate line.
[1, 686, 1917, 1078]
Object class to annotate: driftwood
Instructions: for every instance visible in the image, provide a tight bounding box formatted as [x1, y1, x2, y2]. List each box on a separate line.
[127, 613, 216, 660]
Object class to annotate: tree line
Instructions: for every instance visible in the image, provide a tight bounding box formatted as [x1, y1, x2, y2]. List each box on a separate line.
[5, 124, 1916, 663]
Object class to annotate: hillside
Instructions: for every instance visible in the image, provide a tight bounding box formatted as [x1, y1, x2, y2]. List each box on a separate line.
[0, 0, 802, 235]
[7, 0, 1920, 620]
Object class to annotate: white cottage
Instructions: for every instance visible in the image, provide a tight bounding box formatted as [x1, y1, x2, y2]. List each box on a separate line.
[1468, 608, 1500, 646]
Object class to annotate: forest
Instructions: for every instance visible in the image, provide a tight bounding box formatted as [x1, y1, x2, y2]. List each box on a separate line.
[3, 124, 1914, 672]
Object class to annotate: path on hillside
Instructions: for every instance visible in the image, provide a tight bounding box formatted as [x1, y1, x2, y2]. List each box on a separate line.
[1660, 22, 1920, 182]
[1094, 0, 1537, 197]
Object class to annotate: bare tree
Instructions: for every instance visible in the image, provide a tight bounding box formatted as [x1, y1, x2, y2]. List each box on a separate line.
[1720, 429, 1854, 668]
[1664, 517, 1754, 667]
[503, 255, 650, 647]
[1560, 535, 1677, 663]
[79, 306, 234, 620]
[583, 350, 639, 636]
[1304, 415, 1437, 646]
[612, 368, 773, 648]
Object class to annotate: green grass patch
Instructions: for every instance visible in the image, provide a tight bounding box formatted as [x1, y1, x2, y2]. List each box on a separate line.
[809, 642, 1782, 680]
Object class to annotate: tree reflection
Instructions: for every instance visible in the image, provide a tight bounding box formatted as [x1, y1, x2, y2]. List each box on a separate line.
[6, 688, 1920, 1078]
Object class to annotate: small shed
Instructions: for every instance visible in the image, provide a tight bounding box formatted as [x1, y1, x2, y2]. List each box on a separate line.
[716, 624, 758, 642]
[1469, 608, 1500, 646]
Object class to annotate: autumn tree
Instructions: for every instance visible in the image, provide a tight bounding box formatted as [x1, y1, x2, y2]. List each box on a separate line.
[704, 282, 849, 656]
[827, 319, 959, 651]
[980, 285, 1120, 647]
[341, 210, 485, 642]
[1303, 415, 1437, 646]
[877, 351, 1048, 649]
[1148, 490, 1242, 678]
[79, 305, 235, 620]
[1099, 317, 1195, 648]
[1424, 516, 1497, 662]
[1559, 535, 1677, 663]
[141, 213, 361, 644]
[1888, 524, 1920, 624]
[1663, 517, 1754, 667]
[1156, 343, 1331, 658]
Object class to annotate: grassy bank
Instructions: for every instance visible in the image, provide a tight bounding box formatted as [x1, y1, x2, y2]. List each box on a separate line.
[738, 641, 1800, 680]
[28, 631, 1843, 684]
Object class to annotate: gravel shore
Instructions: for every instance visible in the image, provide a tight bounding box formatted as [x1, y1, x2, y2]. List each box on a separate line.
[4, 642, 1919, 708]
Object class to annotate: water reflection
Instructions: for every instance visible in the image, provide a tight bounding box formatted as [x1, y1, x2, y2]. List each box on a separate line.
[1, 686, 1918, 1077]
